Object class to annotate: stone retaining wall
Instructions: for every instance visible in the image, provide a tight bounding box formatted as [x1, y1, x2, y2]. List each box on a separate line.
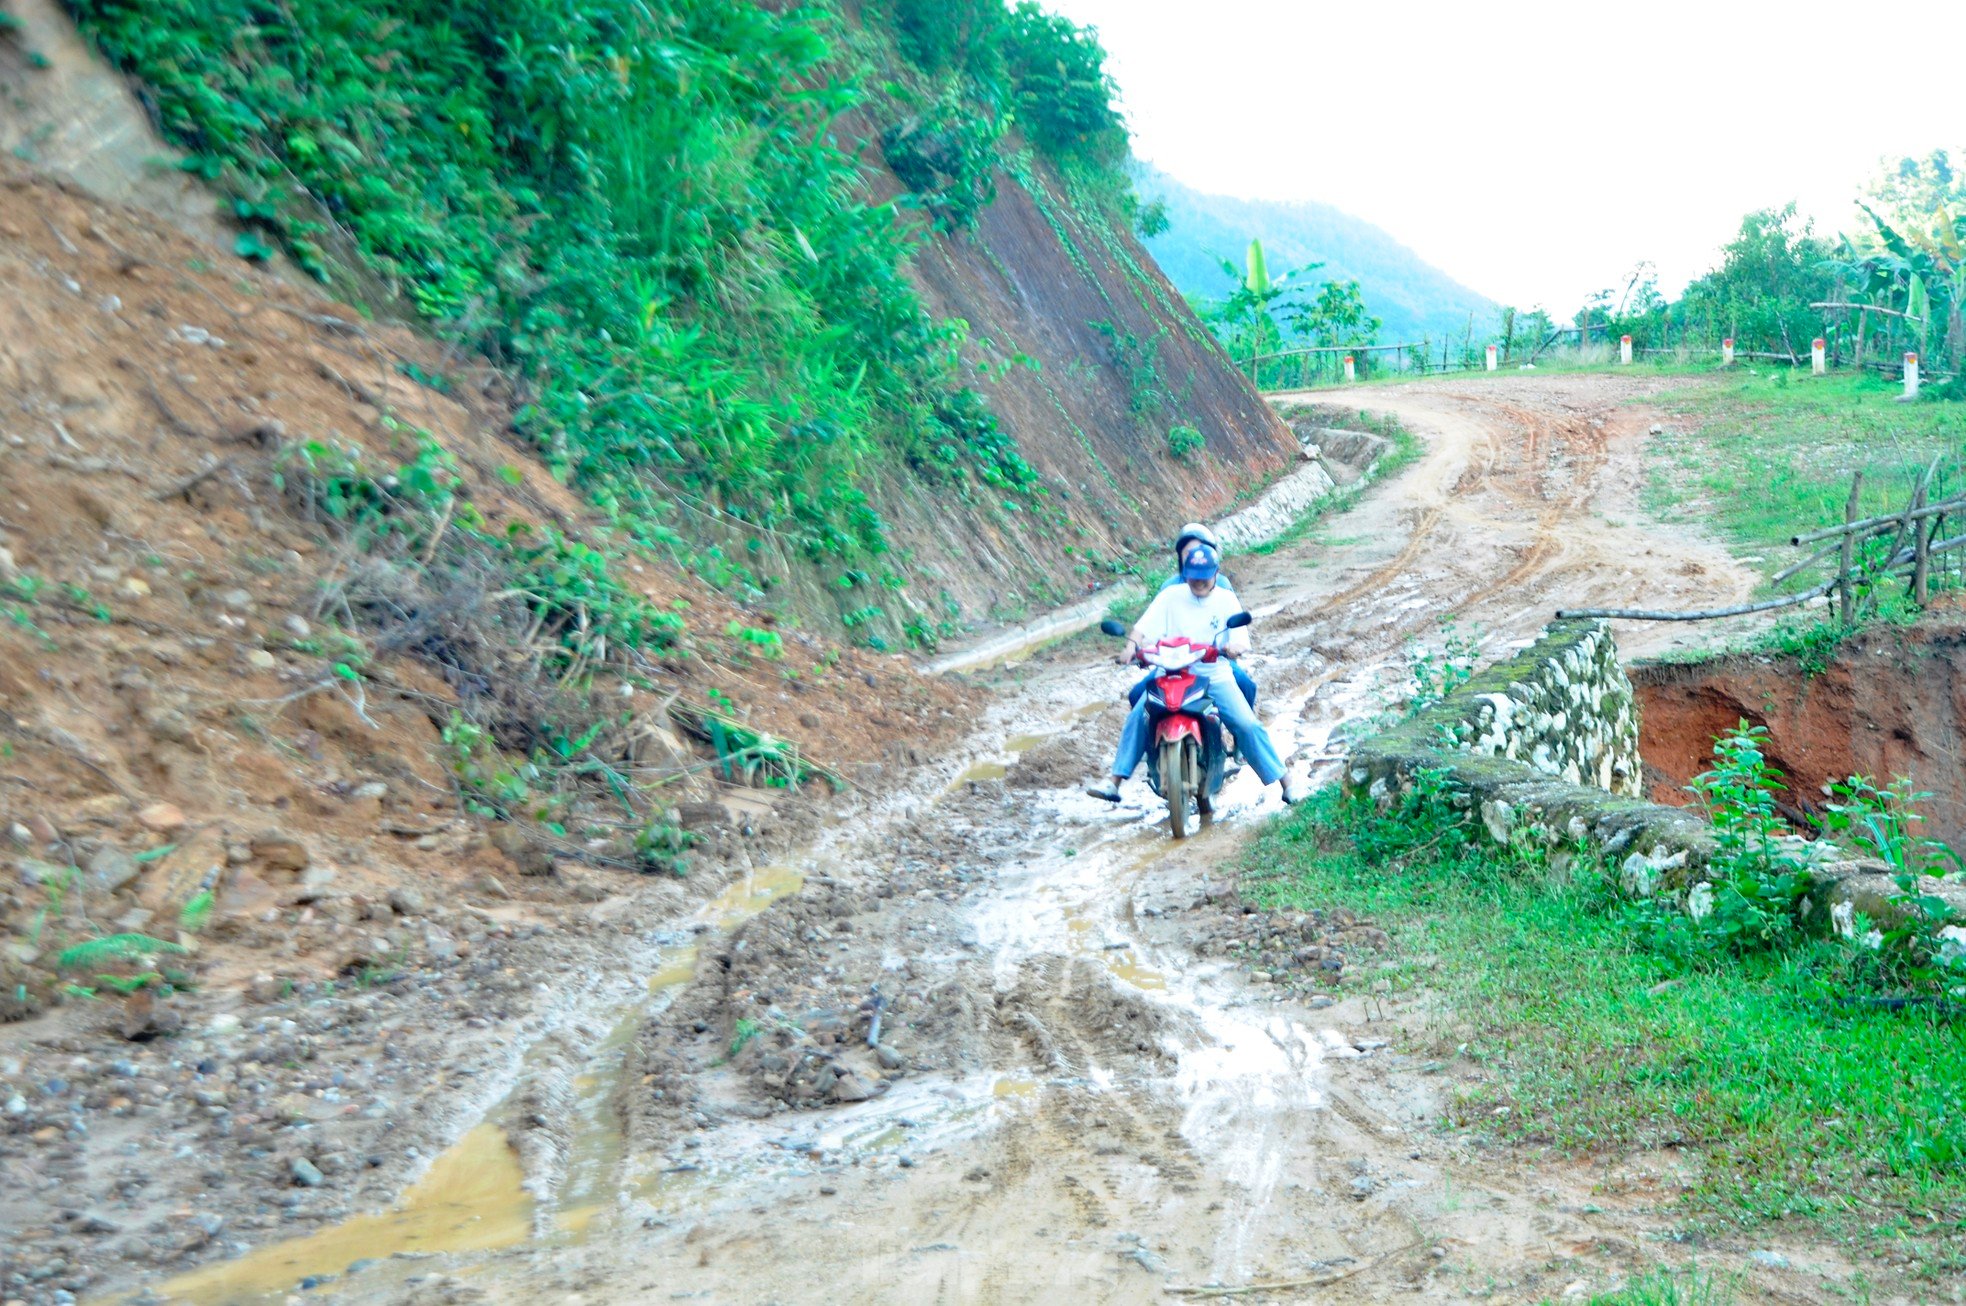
[1344, 619, 1966, 942]
[1444, 619, 1641, 797]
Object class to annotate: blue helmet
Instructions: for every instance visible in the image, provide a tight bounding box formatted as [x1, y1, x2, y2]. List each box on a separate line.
[1179, 540, 1220, 582]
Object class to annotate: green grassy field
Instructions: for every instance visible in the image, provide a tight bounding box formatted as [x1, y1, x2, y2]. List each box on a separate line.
[1247, 788, 1966, 1293]
[1644, 371, 1966, 580]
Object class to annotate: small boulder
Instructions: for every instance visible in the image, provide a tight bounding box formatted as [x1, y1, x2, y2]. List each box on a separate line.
[251, 830, 310, 872]
[290, 1156, 326, 1188]
[137, 802, 187, 833]
[386, 885, 427, 917]
[829, 1069, 878, 1103]
[85, 847, 142, 896]
[470, 872, 512, 900]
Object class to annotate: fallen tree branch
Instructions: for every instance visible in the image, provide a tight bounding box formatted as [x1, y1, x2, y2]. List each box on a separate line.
[1557, 577, 1837, 622]
[1771, 540, 1841, 583]
[273, 304, 368, 336]
[153, 456, 235, 502]
[1788, 494, 1966, 547]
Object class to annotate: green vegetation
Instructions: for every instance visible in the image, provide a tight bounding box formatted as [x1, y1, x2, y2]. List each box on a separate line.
[1250, 779, 1966, 1273]
[64, 0, 1135, 632]
[1165, 424, 1206, 461]
[1579, 1270, 1738, 1306]
[1644, 371, 1966, 581]
[1579, 150, 1963, 389]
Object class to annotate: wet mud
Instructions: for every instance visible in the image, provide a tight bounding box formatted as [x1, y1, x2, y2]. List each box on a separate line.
[102, 377, 1874, 1305]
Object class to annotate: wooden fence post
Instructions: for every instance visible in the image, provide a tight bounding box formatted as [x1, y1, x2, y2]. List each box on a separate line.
[1838, 471, 1863, 625]
[1914, 476, 1934, 606]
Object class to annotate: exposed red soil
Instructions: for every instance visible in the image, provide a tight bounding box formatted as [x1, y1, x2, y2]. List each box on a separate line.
[1632, 619, 1966, 845]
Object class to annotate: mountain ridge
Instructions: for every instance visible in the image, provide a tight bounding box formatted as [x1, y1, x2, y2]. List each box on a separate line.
[1137, 163, 1498, 346]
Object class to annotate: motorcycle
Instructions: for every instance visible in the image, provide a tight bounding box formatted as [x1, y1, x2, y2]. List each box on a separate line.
[1099, 610, 1253, 838]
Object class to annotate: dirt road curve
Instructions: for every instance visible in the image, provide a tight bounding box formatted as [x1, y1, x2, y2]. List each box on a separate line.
[151, 376, 1811, 1305]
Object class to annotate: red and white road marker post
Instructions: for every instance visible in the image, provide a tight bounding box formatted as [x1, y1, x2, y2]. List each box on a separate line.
[1619, 334, 1633, 365]
[1484, 344, 1498, 372]
[1811, 338, 1827, 375]
[1343, 354, 1356, 383]
[1722, 337, 1734, 366]
[1905, 353, 1921, 401]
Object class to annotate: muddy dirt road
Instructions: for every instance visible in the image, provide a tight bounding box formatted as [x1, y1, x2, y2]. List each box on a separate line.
[133, 375, 1835, 1305]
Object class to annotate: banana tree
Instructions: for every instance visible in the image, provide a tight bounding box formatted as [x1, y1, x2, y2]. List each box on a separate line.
[1862, 202, 1965, 373]
[1212, 237, 1302, 377]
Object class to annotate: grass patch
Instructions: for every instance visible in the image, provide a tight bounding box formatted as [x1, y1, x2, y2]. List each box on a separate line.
[1245, 786, 1966, 1275]
[1643, 371, 1966, 582]
[1581, 1267, 1739, 1305]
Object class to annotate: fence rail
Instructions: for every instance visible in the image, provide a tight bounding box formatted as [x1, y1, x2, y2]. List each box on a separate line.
[1247, 336, 1952, 393]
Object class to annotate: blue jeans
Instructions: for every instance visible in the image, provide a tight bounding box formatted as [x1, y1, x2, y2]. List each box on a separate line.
[1112, 661, 1286, 786]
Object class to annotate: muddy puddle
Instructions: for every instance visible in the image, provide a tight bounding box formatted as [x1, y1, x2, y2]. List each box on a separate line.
[948, 714, 1096, 788]
[138, 1123, 532, 1303]
[145, 866, 808, 1304]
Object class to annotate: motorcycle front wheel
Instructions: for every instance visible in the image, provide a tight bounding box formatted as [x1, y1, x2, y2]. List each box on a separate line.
[1161, 736, 1196, 838]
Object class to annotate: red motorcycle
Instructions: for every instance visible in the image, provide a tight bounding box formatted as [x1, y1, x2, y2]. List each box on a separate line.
[1100, 611, 1252, 838]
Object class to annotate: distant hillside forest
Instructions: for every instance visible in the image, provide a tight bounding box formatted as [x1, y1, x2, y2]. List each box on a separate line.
[1136, 163, 1497, 349]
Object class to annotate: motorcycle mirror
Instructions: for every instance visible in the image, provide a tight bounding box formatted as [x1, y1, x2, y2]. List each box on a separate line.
[1225, 611, 1252, 630]
[1099, 619, 1128, 637]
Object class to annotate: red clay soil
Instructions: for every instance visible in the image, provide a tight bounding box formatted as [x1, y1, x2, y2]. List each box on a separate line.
[1631, 617, 1966, 846]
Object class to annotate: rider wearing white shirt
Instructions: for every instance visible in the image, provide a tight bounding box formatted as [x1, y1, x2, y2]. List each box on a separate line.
[1088, 533, 1302, 806]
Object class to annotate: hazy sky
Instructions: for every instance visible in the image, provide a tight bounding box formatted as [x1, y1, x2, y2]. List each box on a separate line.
[1046, 0, 1960, 315]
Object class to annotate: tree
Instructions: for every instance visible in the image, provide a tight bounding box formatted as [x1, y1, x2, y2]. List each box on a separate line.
[1209, 238, 1297, 365]
[1287, 279, 1380, 349]
[1674, 207, 1834, 357]
[1864, 149, 1966, 224]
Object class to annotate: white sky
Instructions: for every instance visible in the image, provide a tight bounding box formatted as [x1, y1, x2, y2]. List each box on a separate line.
[1045, 0, 1962, 315]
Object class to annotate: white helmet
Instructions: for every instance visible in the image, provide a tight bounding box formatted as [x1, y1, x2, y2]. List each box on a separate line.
[1173, 522, 1219, 558]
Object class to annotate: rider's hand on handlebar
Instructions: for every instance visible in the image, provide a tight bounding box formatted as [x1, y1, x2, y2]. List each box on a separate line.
[1117, 640, 1138, 666]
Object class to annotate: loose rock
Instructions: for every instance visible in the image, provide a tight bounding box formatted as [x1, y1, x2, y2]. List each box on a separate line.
[136, 803, 187, 833]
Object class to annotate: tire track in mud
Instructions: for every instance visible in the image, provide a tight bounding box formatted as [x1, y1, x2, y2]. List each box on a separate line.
[1269, 389, 1610, 643]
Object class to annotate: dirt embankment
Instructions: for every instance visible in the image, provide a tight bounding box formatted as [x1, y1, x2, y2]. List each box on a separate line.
[887, 157, 1300, 621]
[1633, 619, 1966, 844]
[0, 158, 975, 1304]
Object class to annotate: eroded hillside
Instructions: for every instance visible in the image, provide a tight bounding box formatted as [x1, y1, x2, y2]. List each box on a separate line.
[8, 0, 1296, 641]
